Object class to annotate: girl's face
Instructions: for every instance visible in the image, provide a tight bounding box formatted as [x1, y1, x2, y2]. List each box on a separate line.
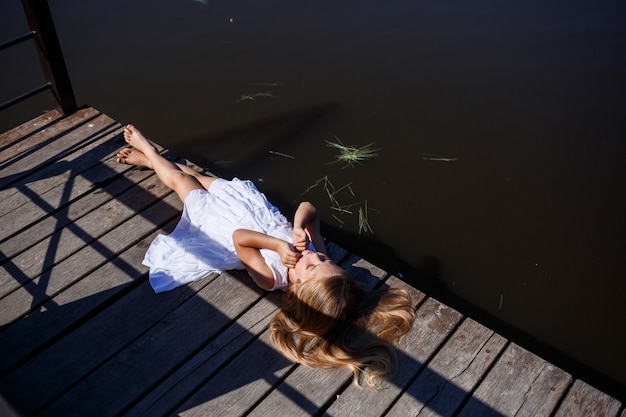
[291, 250, 342, 284]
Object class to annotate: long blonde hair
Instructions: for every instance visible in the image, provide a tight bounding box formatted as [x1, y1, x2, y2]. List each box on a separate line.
[270, 270, 416, 387]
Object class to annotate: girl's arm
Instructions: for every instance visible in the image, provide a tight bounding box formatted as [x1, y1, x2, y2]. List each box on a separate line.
[293, 201, 327, 253]
[232, 229, 299, 290]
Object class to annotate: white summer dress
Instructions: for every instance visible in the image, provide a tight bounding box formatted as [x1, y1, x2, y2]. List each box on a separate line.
[143, 178, 297, 293]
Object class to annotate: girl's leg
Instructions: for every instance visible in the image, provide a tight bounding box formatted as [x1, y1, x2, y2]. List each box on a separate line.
[117, 147, 218, 191]
[174, 164, 218, 191]
[120, 124, 216, 202]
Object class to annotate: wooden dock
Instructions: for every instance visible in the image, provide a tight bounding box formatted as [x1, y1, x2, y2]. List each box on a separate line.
[0, 107, 623, 417]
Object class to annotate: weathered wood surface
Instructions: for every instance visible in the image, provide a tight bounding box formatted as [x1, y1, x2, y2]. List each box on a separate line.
[0, 108, 622, 417]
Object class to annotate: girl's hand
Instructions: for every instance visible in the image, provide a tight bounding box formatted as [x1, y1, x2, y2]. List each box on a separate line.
[293, 201, 327, 254]
[293, 226, 309, 252]
[278, 241, 300, 268]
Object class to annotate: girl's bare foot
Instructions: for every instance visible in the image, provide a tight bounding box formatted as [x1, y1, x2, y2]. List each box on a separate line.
[123, 124, 157, 155]
[116, 147, 153, 169]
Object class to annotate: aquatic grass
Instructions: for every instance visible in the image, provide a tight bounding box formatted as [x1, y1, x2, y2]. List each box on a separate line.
[302, 176, 342, 212]
[331, 181, 356, 198]
[301, 175, 341, 199]
[268, 150, 295, 159]
[236, 91, 276, 102]
[331, 214, 345, 225]
[322, 179, 345, 209]
[302, 176, 354, 208]
[301, 175, 331, 196]
[299, 138, 381, 234]
[421, 153, 459, 162]
[358, 200, 373, 234]
[330, 206, 354, 215]
[326, 137, 379, 168]
[302, 175, 375, 234]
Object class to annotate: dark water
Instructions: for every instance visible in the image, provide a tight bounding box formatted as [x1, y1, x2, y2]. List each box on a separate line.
[2, 0, 625, 397]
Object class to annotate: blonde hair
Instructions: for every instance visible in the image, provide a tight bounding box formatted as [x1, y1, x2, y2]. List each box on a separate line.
[270, 270, 416, 387]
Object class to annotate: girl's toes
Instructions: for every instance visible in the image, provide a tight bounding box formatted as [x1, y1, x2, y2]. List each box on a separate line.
[116, 149, 130, 164]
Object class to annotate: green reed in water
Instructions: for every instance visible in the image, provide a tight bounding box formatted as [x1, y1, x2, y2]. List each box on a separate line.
[421, 153, 459, 162]
[268, 150, 295, 159]
[301, 175, 351, 209]
[302, 176, 350, 210]
[236, 91, 276, 102]
[326, 137, 380, 168]
[358, 200, 373, 234]
[302, 175, 374, 234]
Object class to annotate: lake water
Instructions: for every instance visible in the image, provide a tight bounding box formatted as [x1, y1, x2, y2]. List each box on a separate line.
[2, 0, 625, 397]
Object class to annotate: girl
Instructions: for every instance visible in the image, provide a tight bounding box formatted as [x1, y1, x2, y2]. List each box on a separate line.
[117, 124, 416, 386]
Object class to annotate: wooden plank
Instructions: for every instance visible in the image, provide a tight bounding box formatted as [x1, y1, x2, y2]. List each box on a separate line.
[38, 271, 267, 417]
[0, 193, 181, 372]
[0, 109, 62, 149]
[385, 319, 507, 417]
[0, 107, 106, 186]
[0, 271, 212, 417]
[248, 266, 421, 417]
[0, 127, 181, 222]
[126, 289, 284, 417]
[323, 289, 462, 417]
[0, 109, 64, 158]
[324, 241, 350, 265]
[0, 123, 124, 222]
[0, 174, 175, 311]
[0, 162, 152, 260]
[0, 393, 21, 417]
[458, 343, 572, 417]
[554, 380, 622, 417]
[0, 177, 176, 314]
[173, 326, 294, 417]
[253, 364, 352, 417]
[0, 125, 125, 240]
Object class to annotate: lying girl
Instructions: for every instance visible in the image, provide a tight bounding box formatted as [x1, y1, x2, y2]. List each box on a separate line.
[117, 124, 416, 386]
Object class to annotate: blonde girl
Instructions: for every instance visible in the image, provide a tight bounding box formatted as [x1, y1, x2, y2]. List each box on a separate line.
[117, 124, 416, 386]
